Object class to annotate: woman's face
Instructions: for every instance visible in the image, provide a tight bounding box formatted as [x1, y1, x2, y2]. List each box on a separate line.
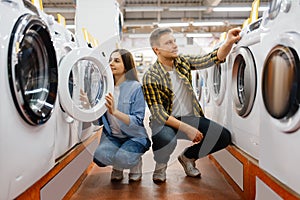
[109, 52, 125, 76]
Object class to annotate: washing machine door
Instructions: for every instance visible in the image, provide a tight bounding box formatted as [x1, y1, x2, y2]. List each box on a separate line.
[8, 14, 58, 125]
[194, 71, 202, 101]
[202, 70, 210, 103]
[232, 47, 257, 117]
[262, 34, 300, 132]
[59, 47, 114, 122]
[212, 62, 227, 105]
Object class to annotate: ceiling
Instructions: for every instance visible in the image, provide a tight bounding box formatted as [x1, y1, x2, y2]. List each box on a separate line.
[42, 0, 269, 35]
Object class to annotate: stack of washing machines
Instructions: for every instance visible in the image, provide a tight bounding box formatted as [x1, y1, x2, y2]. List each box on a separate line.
[0, 0, 114, 199]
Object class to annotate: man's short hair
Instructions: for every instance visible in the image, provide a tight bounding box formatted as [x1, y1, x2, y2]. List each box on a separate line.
[149, 27, 173, 47]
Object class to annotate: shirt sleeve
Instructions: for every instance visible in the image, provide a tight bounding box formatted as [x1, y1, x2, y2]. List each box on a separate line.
[119, 85, 147, 135]
[142, 72, 170, 124]
[186, 48, 224, 70]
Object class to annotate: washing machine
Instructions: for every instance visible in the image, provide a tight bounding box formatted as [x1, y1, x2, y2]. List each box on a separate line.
[209, 41, 231, 129]
[33, 6, 83, 161]
[192, 68, 212, 118]
[259, 0, 300, 195]
[229, 17, 266, 160]
[53, 22, 84, 160]
[0, 0, 58, 199]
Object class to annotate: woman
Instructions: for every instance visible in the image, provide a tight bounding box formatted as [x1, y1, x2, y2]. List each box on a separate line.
[93, 49, 151, 182]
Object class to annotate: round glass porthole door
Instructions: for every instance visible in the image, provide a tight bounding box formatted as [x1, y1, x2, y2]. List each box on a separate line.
[59, 47, 114, 122]
[232, 47, 257, 117]
[212, 62, 227, 105]
[8, 14, 58, 125]
[262, 45, 300, 121]
[194, 71, 202, 101]
[202, 70, 210, 103]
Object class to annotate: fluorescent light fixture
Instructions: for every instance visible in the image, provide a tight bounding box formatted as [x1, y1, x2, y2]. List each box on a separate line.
[212, 6, 268, 12]
[128, 34, 150, 38]
[186, 33, 213, 38]
[192, 21, 224, 26]
[124, 22, 153, 27]
[157, 22, 189, 27]
[168, 6, 207, 11]
[125, 7, 164, 12]
[127, 33, 184, 38]
[66, 24, 76, 29]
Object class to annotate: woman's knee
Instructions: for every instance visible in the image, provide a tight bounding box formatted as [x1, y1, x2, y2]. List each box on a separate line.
[114, 150, 141, 168]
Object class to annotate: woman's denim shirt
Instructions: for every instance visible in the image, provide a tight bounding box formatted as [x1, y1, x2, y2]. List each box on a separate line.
[101, 80, 150, 148]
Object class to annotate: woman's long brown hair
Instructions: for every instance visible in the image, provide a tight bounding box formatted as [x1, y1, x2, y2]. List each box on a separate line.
[110, 49, 139, 82]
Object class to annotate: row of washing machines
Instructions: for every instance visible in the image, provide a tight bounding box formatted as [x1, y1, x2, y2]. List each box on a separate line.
[0, 0, 114, 199]
[193, 0, 300, 197]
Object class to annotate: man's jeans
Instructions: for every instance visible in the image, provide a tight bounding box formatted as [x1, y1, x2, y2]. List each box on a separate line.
[150, 116, 231, 164]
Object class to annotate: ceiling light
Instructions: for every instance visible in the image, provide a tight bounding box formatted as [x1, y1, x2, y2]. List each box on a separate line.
[157, 22, 189, 27]
[192, 21, 224, 26]
[186, 33, 213, 38]
[168, 7, 207, 11]
[125, 7, 164, 12]
[212, 6, 268, 12]
[128, 34, 150, 38]
[66, 24, 76, 29]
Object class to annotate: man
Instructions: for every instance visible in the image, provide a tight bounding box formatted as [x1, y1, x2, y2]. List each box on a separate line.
[142, 27, 241, 183]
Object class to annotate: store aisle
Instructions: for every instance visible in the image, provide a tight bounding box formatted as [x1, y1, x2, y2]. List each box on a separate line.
[70, 155, 241, 200]
[69, 107, 241, 200]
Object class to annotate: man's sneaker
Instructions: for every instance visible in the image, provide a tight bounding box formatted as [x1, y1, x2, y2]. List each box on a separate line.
[178, 153, 201, 177]
[129, 159, 143, 182]
[152, 163, 167, 183]
[111, 169, 123, 181]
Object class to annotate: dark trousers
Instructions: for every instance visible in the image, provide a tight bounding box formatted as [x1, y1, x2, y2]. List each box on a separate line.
[150, 116, 231, 164]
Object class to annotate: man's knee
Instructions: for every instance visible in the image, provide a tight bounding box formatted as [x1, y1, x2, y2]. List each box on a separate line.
[151, 126, 177, 151]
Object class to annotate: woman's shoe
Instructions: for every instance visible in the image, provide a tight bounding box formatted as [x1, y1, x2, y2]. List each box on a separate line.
[111, 169, 123, 181]
[129, 159, 142, 182]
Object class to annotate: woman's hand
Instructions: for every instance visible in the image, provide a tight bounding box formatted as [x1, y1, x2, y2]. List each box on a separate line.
[105, 93, 116, 115]
[80, 89, 90, 109]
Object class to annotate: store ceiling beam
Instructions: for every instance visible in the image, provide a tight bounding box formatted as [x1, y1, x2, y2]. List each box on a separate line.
[202, 0, 221, 7]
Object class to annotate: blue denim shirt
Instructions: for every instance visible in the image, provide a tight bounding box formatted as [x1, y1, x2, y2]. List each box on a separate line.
[101, 80, 150, 148]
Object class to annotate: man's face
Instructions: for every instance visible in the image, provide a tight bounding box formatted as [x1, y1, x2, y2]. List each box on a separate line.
[155, 33, 178, 58]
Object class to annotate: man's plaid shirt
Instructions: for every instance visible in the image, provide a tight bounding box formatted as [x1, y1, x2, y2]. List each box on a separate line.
[142, 49, 223, 124]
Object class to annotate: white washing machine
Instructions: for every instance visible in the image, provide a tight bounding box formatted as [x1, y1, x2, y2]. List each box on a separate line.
[33, 6, 84, 161]
[46, 16, 84, 160]
[259, 0, 300, 195]
[209, 42, 231, 129]
[0, 0, 58, 199]
[192, 69, 212, 118]
[0, 1, 114, 199]
[202, 67, 214, 119]
[229, 17, 266, 160]
[53, 22, 83, 160]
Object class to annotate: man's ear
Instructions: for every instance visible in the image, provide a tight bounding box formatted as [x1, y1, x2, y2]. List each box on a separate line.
[153, 47, 159, 55]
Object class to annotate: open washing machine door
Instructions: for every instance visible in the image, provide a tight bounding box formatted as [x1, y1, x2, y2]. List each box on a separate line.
[58, 47, 114, 122]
